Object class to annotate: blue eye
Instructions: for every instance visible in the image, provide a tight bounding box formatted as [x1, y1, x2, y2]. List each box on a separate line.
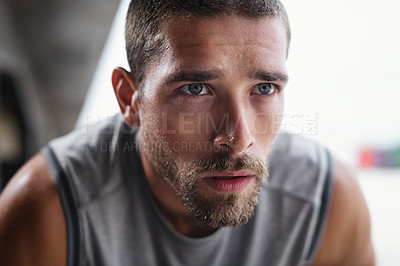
[252, 83, 277, 95]
[179, 83, 210, 95]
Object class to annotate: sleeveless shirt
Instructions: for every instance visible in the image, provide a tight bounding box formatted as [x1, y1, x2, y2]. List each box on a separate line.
[42, 114, 333, 266]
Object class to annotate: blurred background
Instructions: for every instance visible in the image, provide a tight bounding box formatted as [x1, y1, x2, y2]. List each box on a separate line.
[0, 0, 121, 186]
[0, 0, 399, 264]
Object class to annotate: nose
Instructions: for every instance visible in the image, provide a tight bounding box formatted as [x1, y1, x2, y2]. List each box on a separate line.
[212, 101, 255, 155]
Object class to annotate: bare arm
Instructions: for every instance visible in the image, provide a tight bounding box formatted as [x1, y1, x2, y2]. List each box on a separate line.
[0, 153, 67, 266]
[310, 157, 375, 266]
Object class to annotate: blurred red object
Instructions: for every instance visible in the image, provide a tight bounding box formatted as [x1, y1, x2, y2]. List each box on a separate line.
[359, 149, 374, 168]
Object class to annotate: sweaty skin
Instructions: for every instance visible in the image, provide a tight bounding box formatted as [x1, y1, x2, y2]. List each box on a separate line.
[131, 16, 287, 235]
[0, 16, 375, 265]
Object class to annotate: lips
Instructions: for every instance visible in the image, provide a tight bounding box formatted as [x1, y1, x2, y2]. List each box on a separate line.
[204, 171, 254, 193]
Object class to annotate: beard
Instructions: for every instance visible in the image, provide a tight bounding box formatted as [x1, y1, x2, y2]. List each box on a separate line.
[139, 127, 269, 229]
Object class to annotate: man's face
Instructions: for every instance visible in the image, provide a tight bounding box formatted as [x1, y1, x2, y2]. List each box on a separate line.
[138, 16, 288, 228]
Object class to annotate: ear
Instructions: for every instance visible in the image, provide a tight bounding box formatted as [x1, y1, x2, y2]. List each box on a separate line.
[112, 67, 140, 127]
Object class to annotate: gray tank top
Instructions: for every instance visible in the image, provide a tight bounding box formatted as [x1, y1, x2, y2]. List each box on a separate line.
[43, 114, 333, 266]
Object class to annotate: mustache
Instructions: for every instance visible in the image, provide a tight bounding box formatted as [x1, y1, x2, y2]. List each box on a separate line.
[186, 153, 268, 177]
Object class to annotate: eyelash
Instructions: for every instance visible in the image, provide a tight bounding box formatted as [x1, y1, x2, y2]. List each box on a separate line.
[176, 82, 280, 97]
[177, 83, 212, 97]
[251, 83, 280, 96]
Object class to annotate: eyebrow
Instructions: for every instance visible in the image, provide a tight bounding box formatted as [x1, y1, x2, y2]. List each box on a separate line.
[164, 70, 223, 85]
[163, 69, 289, 85]
[250, 70, 289, 83]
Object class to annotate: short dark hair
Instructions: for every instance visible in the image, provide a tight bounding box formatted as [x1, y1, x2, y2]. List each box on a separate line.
[125, 0, 290, 86]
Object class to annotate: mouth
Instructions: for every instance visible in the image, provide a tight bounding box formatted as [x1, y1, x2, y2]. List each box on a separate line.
[203, 171, 255, 193]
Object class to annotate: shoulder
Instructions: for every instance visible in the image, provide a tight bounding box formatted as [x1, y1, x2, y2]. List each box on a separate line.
[268, 132, 329, 201]
[270, 132, 326, 171]
[0, 153, 66, 266]
[310, 157, 375, 266]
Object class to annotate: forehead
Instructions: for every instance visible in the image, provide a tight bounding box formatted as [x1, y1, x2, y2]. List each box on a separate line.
[163, 15, 287, 50]
[144, 16, 288, 85]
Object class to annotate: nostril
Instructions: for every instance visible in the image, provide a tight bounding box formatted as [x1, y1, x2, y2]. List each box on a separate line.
[248, 138, 255, 147]
[217, 143, 231, 153]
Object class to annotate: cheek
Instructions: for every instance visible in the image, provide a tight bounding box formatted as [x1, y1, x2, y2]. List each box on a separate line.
[250, 96, 284, 148]
[250, 115, 279, 157]
[165, 113, 202, 141]
[140, 101, 208, 148]
[160, 98, 215, 140]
